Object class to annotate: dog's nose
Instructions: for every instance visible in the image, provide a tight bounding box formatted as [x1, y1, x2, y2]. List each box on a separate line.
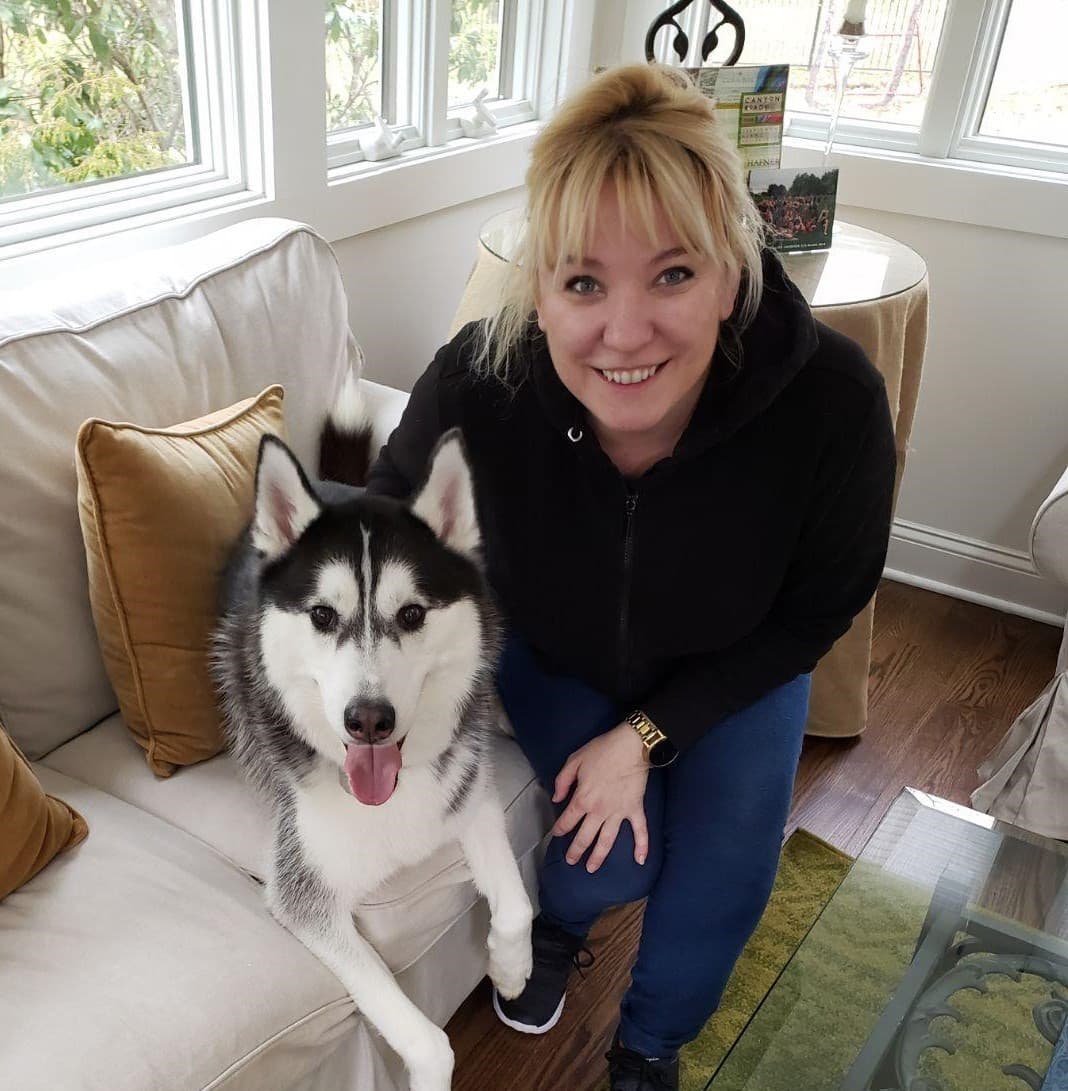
[344, 699, 396, 743]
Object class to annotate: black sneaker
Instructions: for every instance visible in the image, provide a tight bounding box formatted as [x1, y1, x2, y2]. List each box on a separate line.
[605, 1040, 679, 1091]
[491, 913, 593, 1034]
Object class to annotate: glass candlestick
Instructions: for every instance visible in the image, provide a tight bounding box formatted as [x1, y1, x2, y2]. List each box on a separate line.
[823, 33, 871, 164]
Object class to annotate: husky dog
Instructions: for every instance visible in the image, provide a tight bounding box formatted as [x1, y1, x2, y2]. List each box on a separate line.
[211, 377, 533, 1091]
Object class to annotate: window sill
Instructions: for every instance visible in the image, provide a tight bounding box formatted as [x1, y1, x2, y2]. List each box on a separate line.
[784, 136, 1068, 240]
[319, 121, 540, 238]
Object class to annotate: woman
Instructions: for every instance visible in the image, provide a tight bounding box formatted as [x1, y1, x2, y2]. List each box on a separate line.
[367, 63, 895, 1091]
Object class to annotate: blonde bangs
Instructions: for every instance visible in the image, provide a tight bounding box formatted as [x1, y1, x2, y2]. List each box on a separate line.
[536, 136, 727, 282]
[474, 63, 767, 382]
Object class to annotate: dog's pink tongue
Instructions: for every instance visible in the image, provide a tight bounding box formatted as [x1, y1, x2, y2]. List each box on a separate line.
[344, 743, 402, 806]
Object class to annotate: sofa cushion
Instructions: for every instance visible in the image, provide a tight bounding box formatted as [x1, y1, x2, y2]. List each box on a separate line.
[40, 713, 552, 972]
[0, 722, 88, 900]
[41, 714, 275, 878]
[75, 386, 286, 777]
[2, 765, 355, 1091]
[0, 218, 355, 759]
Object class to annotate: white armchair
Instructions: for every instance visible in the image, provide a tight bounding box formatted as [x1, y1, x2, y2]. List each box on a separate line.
[971, 462, 1068, 836]
[1031, 462, 1068, 672]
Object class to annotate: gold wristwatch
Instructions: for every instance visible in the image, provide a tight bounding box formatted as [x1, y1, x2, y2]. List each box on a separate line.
[625, 709, 679, 768]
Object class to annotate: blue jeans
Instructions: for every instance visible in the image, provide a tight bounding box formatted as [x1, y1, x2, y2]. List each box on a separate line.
[497, 635, 811, 1059]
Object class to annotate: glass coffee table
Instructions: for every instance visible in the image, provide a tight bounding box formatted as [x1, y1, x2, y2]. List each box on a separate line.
[707, 788, 1068, 1091]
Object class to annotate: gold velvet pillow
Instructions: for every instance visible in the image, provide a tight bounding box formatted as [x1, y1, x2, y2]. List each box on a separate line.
[1, 721, 88, 901]
[76, 386, 286, 777]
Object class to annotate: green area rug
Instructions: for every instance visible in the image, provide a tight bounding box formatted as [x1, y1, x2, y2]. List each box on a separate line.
[678, 828, 852, 1090]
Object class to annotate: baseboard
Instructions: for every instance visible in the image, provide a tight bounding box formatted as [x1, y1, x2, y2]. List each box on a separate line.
[885, 519, 1068, 628]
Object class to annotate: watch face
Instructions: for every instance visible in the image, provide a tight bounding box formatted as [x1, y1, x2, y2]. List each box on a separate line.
[649, 738, 679, 768]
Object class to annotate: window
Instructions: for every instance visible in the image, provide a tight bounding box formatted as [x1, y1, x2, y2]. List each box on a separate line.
[326, 0, 386, 132]
[448, 0, 506, 109]
[652, 0, 1068, 173]
[0, 0, 574, 258]
[742, 0, 952, 135]
[979, 1, 1067, 148]
[0, 0, 192, 198]
[952, 0, 1068, 171]
[326, 0, 544, 171]
[0, 0, 254, 248]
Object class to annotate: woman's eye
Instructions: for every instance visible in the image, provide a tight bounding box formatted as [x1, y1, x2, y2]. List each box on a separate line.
[310, 605, 339, 633]
[658, 266, 693, 287]
[565, 275, 599, 296]
[397, 604, 426, 632]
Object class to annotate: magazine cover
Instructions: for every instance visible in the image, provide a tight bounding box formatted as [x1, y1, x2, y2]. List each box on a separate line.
[749, 166, 840, 253]
[688, 64, 788, 171]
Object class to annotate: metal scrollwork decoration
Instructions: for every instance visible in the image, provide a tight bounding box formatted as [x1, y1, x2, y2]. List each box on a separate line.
[892, 953, 1068, 1091]
[644, 0, 746, 67]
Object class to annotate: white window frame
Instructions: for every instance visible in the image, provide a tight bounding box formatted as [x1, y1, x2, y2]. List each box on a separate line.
[0, 0, 262, 255]
[947, 0, 1068, 174]
[326, 0, 549, 172]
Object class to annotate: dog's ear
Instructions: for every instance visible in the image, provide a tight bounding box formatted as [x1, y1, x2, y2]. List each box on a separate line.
[411, 429, 481, 558]
[252, 435, 322, 560]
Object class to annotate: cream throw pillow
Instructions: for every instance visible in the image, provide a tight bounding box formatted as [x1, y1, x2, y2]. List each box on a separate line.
[75, 386, 286, 777]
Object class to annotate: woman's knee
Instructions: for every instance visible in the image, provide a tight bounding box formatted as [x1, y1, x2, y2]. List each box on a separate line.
[543, 825, 662, 912]
[673, 673, 811, 830]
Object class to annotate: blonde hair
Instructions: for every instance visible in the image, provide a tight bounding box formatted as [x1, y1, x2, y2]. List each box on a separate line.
[474, 63, 766, 381]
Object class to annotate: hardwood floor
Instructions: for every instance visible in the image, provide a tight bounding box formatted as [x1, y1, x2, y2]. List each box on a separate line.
[446, 580, 1063, 1090]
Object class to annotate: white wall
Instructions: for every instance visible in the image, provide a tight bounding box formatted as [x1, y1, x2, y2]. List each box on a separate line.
[842, 207, 1068, 624]
[333, 187, 523, 392]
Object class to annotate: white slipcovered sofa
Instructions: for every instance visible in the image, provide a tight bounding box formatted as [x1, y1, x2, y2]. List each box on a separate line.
[0, 218, 551, 1090]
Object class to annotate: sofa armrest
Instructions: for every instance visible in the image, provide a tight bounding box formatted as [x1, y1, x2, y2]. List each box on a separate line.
[361, 379, 410, 453]
[1031, 463, 1068, 587]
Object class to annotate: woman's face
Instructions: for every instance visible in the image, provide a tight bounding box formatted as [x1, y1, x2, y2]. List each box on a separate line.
[536, 184, 739, 454]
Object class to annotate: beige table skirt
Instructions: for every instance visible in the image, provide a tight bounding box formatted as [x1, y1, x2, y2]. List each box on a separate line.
[450, 244, 929, 738]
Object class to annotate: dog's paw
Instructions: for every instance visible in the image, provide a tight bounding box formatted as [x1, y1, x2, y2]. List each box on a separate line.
[487, 925, 533, 1001]
[408, 1070, 452, 1091]
[406, 1027, 454, 1091]
[408, 1072, 452, 1091]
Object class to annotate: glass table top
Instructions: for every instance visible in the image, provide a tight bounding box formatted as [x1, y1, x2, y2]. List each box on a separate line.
[706, 788, 1068, 1091]
[478, 208, 927, 309]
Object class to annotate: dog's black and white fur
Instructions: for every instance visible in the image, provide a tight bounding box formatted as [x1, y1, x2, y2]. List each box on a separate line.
[211, 373, 533, 1091]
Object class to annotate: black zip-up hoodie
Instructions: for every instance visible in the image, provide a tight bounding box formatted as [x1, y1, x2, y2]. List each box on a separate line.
[366, 251, 897, 750]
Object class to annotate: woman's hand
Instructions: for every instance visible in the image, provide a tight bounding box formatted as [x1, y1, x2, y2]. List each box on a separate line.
[551, 723, 649, 873]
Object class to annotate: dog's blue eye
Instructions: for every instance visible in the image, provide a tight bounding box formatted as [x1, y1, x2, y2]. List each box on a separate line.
[398, 604, 425, 632]
[310, 605, 338, 632]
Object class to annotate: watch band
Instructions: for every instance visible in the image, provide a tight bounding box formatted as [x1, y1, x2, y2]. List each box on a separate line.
[624, 709, 678, 767]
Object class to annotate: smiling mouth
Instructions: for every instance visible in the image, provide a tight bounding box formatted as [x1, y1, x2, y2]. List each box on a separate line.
[596, 362, 665, 386]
